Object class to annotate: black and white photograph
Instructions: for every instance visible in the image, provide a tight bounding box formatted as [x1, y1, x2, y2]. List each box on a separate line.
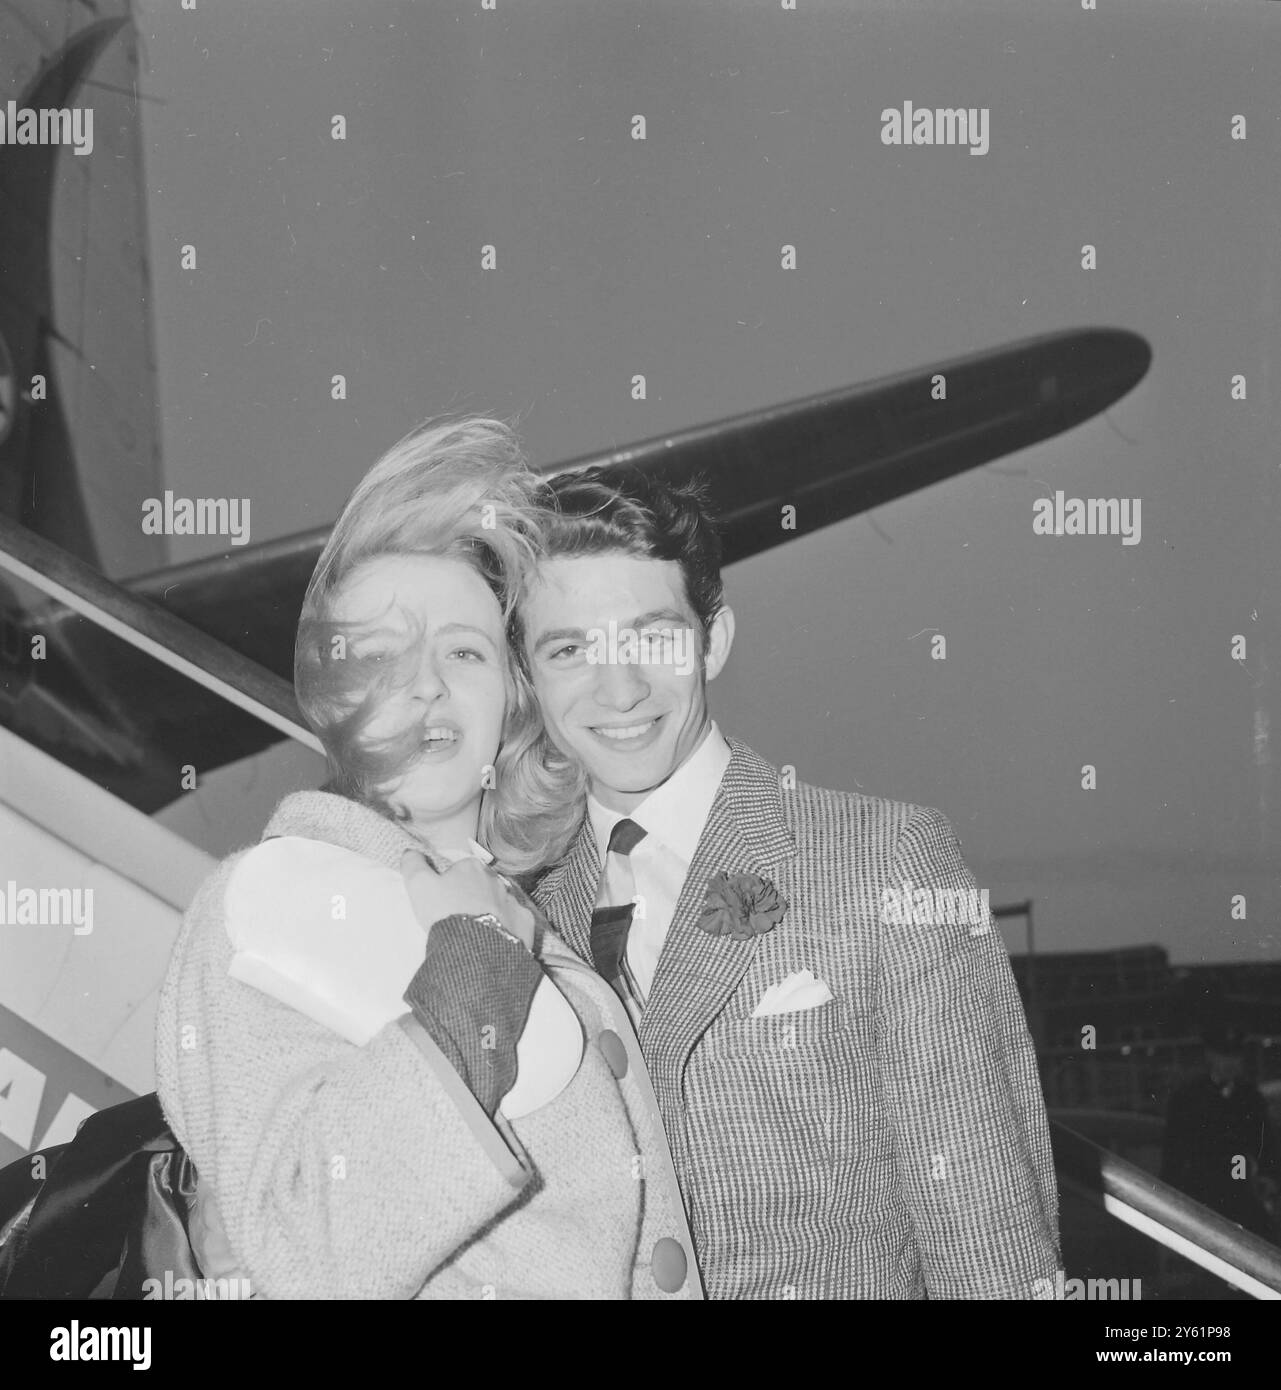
[0, 0, 1277, 1350]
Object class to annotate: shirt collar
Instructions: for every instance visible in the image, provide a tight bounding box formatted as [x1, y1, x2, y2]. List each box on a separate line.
[587, 721, 731, 866]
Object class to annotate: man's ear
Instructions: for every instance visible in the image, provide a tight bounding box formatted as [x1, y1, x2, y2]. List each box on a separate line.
[703, 605, 735, 681]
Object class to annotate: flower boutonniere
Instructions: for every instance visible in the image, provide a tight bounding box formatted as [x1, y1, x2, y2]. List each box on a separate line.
[698, 871, 788, 941]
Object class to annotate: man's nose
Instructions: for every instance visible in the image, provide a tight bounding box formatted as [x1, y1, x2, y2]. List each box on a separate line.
[593, 658, 650, 710]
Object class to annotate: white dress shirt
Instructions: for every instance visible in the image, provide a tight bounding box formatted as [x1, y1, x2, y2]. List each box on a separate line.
[587, 722, 732, 1005]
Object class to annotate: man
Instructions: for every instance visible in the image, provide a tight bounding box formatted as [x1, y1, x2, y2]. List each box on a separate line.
[520, 465, 1062, 1299]
[1162, 1027, 1279, 1243]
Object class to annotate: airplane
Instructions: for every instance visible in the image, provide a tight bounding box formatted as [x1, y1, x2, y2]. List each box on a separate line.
[1, 1, 1189, 1269]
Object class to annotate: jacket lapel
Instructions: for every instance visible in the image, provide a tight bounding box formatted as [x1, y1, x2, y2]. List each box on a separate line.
[534, 818, 600, 964]
[638, 741, 798, 1129]
[534, 739, 799, 1135]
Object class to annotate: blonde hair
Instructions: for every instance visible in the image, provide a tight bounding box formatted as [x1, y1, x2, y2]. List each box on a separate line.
[294, 416, 586, 875]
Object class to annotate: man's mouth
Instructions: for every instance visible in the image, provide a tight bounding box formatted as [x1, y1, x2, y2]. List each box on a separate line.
[590, 716, 662, 747]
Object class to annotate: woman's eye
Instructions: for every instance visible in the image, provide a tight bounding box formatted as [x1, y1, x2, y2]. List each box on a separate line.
[448, 646, 486, 662]
[550, 644, 581, 662]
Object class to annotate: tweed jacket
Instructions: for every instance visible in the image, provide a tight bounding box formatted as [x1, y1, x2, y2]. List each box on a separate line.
[155, 791, 702, 1300]
[533, 739, 1062, 1299]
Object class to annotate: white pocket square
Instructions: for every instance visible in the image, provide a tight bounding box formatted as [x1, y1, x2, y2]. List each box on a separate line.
[751, 968, 834, 1018]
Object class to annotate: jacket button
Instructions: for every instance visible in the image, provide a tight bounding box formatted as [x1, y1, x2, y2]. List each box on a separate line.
[598, 1029, 628, 1079]
[652, 1237, 687, 1292]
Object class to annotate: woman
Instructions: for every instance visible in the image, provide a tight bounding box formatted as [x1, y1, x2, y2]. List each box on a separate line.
[154, 417, 699, 1299]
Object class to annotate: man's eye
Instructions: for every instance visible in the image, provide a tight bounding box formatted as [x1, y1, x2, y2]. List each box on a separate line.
[448, 647, 486, 662]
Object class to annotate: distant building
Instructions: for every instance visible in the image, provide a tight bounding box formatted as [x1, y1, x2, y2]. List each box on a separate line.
[1005, 942, 1281, 1114]
[1010, 944, 1171, 1051]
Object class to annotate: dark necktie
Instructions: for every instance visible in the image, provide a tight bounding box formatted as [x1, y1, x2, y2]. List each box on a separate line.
[590, 817, 647, 998]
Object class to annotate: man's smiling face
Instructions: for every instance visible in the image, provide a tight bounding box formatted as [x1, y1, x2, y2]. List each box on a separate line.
[523, 553, 734, 813]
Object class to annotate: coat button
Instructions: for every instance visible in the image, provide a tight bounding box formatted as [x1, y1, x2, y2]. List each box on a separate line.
[598, 1029, 628, 1079]
[652, 1237, 687, 1292]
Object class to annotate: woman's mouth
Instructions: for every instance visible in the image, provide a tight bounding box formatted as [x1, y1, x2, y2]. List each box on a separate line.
[419, 723, 462, 757]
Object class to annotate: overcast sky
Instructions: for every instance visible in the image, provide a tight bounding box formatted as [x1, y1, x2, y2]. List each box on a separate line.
[132, 0, 1280, 964]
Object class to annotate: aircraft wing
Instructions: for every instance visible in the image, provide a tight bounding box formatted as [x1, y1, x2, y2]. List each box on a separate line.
[140, 324, 1151, 658]
[549, 326, 1152, 565]
[6, 325, 1150, 807]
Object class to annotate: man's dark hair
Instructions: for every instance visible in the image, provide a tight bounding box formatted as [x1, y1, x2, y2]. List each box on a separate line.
[537, 465, 725, 635]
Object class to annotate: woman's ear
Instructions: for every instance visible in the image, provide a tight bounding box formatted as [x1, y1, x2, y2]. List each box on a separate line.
[703, 605, 736, 682]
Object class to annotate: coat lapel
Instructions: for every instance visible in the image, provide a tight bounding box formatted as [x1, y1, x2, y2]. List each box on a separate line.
[534, 818, 600, 964]
[638, 741, 798, 1129]
[533, 740, 799, 1142]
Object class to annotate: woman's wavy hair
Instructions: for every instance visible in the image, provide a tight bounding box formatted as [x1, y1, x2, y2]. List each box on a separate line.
[294, 416, 587, 876]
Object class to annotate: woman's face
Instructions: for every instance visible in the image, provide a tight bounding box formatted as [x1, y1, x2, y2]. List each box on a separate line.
[331, 553, 508, 831]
